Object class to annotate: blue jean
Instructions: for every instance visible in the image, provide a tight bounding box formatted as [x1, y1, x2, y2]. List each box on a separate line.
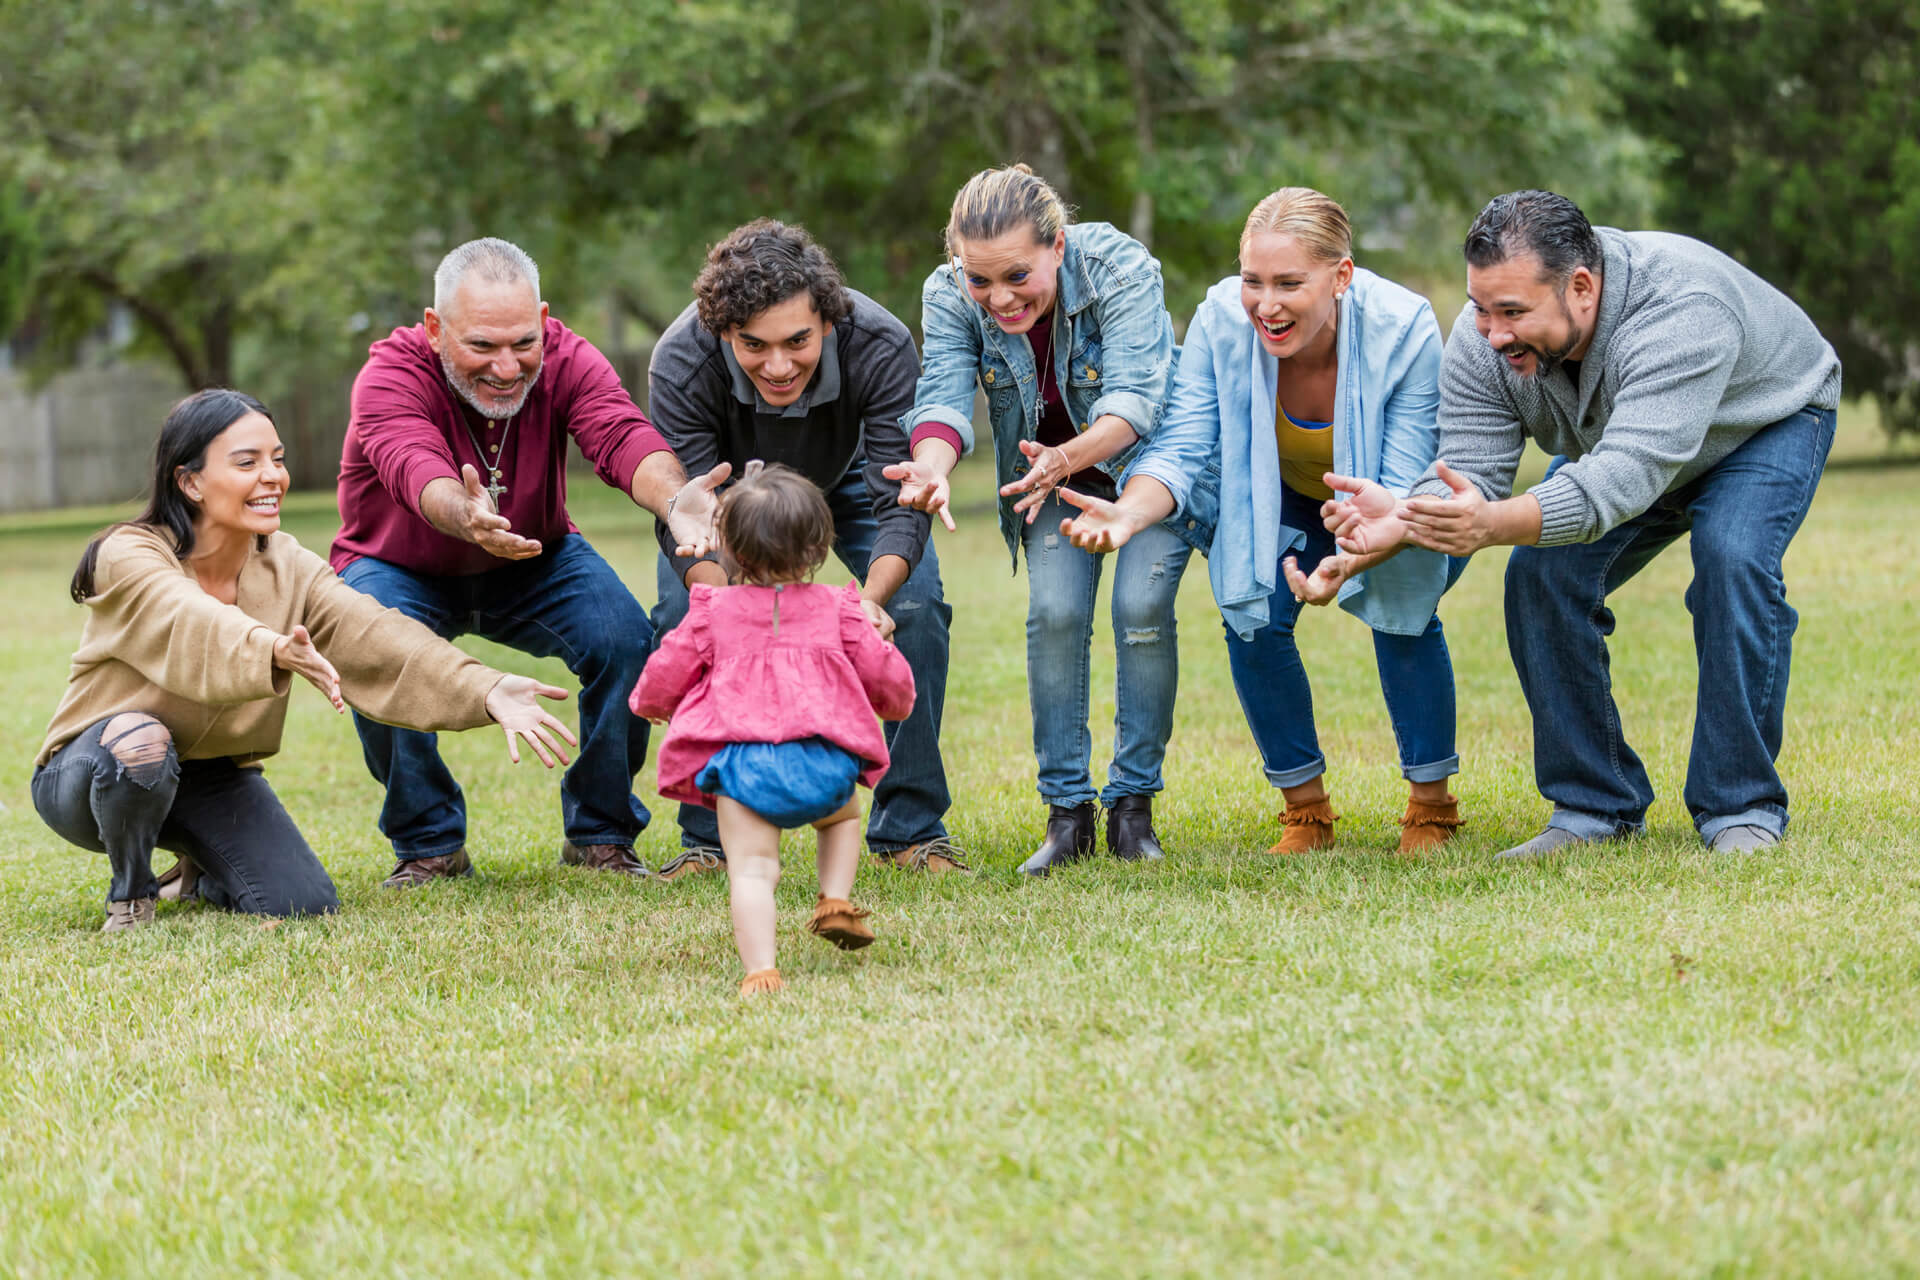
[1224, 484, 1462, 788]
[342, 534, 653, 857]
[1021, 490, 1194, 806]
[1504, 405, 1835, 843]
[651, 464, 953, 851]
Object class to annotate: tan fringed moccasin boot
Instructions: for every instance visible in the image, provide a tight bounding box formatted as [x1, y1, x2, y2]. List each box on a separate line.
[806, 896, 876, 951]
[1398, 793, 1465, 856]
[739, 968, 784, 995]
[1267, 796, 1338, 855]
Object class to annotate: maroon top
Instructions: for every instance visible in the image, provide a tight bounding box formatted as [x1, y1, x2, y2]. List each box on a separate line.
[331, 318, 671, 577]
[907, 313, 1113, 496]
[1026, 313, 1112, 496]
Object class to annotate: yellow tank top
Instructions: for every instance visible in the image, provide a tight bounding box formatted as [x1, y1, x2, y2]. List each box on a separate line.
[1275, 402, 1334, 499]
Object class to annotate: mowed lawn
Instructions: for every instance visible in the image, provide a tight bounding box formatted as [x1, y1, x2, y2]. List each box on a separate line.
[1, 410, 1916, 1277]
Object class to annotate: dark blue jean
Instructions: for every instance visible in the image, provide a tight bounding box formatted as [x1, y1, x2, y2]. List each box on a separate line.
[652, 464, 953, 851]
[1224, 483, 1462, 788]
[342, 533, 653, 858]
[1504, 405, 1835, 843]
[33, 715, 338, 915]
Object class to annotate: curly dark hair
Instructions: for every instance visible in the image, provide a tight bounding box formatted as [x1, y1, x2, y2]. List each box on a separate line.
[694, 219, 854, 337]
[717, 462, 835, 586]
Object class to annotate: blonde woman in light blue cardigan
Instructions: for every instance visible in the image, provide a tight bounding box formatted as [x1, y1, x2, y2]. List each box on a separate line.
[1060, 188, 1466, 856]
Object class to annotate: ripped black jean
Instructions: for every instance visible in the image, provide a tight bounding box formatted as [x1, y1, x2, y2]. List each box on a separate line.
[32, 715, 339, 915]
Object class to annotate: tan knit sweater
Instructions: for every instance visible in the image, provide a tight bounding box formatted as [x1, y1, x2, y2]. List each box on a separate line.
[37, 526, 502, 768]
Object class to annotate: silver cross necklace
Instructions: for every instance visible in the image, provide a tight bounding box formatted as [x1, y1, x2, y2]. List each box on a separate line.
[463, 411, 518, 506]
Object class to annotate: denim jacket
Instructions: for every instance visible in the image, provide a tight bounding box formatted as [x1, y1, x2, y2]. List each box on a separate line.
[1126, 268, 1451, 639]
[906, 221, 1207, 563]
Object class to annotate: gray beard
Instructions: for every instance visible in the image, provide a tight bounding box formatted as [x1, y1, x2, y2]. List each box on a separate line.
[440, 348, 542, 420]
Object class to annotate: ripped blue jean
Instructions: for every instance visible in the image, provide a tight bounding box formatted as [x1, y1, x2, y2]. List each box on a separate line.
[32, 714, 338, 915]
[1021, 490, 1194, 806]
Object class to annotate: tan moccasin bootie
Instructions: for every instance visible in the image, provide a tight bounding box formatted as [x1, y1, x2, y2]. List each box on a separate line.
[739, 968, 784, 995]
[1267, 797, 1338, 855]
[806, 896, 875, 951]
[1398, 793, 1465, 856]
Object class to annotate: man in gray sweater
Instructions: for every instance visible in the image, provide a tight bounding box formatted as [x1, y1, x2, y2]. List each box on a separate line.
[1327, 190, 1839, 858]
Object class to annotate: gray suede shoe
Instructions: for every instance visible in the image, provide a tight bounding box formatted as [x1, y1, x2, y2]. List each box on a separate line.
[1707, 824, 1779, 854]
[1494, 826, 1600, 861]
[102, 897, 158, 932]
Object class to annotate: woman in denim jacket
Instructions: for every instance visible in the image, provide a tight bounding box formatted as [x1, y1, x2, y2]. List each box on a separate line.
[1060, 188, 1468, 856]
[887, 164, 1207, 873]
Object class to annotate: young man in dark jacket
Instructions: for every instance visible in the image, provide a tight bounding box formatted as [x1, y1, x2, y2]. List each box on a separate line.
[645, 219, 962, 876]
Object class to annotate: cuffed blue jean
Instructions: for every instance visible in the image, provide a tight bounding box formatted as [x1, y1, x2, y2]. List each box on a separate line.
[651, 464, 953, 852]
[1021, 490, 1194, 807]
[1504, 405, 1835, 843]
[1224, 483, 1462, 788]
[342, 534, 653, 858]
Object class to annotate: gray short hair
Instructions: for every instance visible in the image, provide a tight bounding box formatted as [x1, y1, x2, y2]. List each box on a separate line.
[433, 237, 541, 313]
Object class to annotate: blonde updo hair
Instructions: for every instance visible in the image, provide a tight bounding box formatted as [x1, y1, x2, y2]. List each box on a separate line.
[1239, 188, 1353, 265]
[945, 163, 1072, 261]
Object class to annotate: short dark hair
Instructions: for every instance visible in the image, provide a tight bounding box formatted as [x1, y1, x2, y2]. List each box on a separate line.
[1463, 190, 1603, 285]
[71, 388, 273, 602]
[694, 219, 854, 337]
[717, 463, 835, 586]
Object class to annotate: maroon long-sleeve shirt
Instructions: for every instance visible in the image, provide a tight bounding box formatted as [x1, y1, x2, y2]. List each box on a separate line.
[330, 318, 671, 577]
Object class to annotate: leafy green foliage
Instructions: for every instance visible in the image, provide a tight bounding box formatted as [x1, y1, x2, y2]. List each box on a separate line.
[1, 0, 1645, 396]
[1617, 0, 1920, 434]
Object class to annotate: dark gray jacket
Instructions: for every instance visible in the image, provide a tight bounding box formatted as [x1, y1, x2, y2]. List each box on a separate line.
[647, 289, 929, 580]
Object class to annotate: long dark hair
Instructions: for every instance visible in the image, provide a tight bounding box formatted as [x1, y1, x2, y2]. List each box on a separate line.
[70, 388, 274, 603]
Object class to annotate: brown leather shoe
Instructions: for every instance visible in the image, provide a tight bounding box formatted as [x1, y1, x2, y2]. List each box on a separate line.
[656, 846, 726, 881]
[806, 896, 876, 950]
[872, 838, 971, 873]
[156, 857, 200, 903]
[559, 840, 651, 877]
[1398, 793, 1465, 857]
[102, 897, 158, 932]
[1267, 796, 1338, 855]
[380, 847, 474, 889]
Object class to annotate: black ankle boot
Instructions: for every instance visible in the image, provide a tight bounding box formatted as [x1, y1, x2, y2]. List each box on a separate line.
[1106, 794, 1164, 861]
[1018, 802, 1096, 876]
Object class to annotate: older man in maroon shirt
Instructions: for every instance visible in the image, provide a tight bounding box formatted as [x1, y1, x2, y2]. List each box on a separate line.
[332, 237, 721, 886]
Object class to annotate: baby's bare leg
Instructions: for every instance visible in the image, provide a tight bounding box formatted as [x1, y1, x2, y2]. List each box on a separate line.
[717, 796, 782, 976]
[810, 797, 862, 901]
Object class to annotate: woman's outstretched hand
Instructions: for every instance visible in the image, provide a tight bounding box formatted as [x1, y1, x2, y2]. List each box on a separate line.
[882, 457, 958, 531]
[1283, 553, 1353, 606]
[1000, 439, 1073, 522]
[1058, 487, 1137, 553]
[273, 625, 345, 712]
[485, 676, 578, 767]
[1321, 473, 1409, 557]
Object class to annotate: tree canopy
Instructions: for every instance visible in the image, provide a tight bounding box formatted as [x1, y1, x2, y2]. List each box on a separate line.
[1617, 0, 1920, 434]
[5, 0, 1658, 408]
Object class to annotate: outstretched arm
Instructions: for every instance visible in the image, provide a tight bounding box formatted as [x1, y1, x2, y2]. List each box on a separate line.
[1058, 475, 1177, 553]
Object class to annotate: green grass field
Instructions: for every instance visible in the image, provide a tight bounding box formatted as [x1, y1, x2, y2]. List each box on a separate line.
[1, 410, 1916, 1276]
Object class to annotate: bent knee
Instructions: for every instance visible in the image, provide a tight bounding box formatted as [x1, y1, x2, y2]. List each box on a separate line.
[100, 714, 175, 786]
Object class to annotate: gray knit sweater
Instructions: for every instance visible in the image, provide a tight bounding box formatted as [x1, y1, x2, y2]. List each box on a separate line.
[1412, 228, 1840, 545]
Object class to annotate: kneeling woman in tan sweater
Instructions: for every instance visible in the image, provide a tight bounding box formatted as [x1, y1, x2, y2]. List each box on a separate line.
[34, 389, 577, 931]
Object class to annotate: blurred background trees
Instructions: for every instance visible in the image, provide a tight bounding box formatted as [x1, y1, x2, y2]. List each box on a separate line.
[1, 0, 1912, 469]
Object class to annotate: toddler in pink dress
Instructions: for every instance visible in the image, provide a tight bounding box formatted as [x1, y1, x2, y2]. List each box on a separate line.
[631, 463, 914, 994]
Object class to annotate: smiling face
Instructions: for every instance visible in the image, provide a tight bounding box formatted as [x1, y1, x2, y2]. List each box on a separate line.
[954, 226, 1066, 336]
[1240, 232, 1353, 362]
[425, 277, 548, 419]
[724, 292, 832, 408]
[1466, 251, 1600, 378]
[177, 411, 287, 538]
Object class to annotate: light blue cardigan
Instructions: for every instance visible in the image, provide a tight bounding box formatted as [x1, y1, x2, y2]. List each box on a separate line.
[1126, 268, 1453, 639]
